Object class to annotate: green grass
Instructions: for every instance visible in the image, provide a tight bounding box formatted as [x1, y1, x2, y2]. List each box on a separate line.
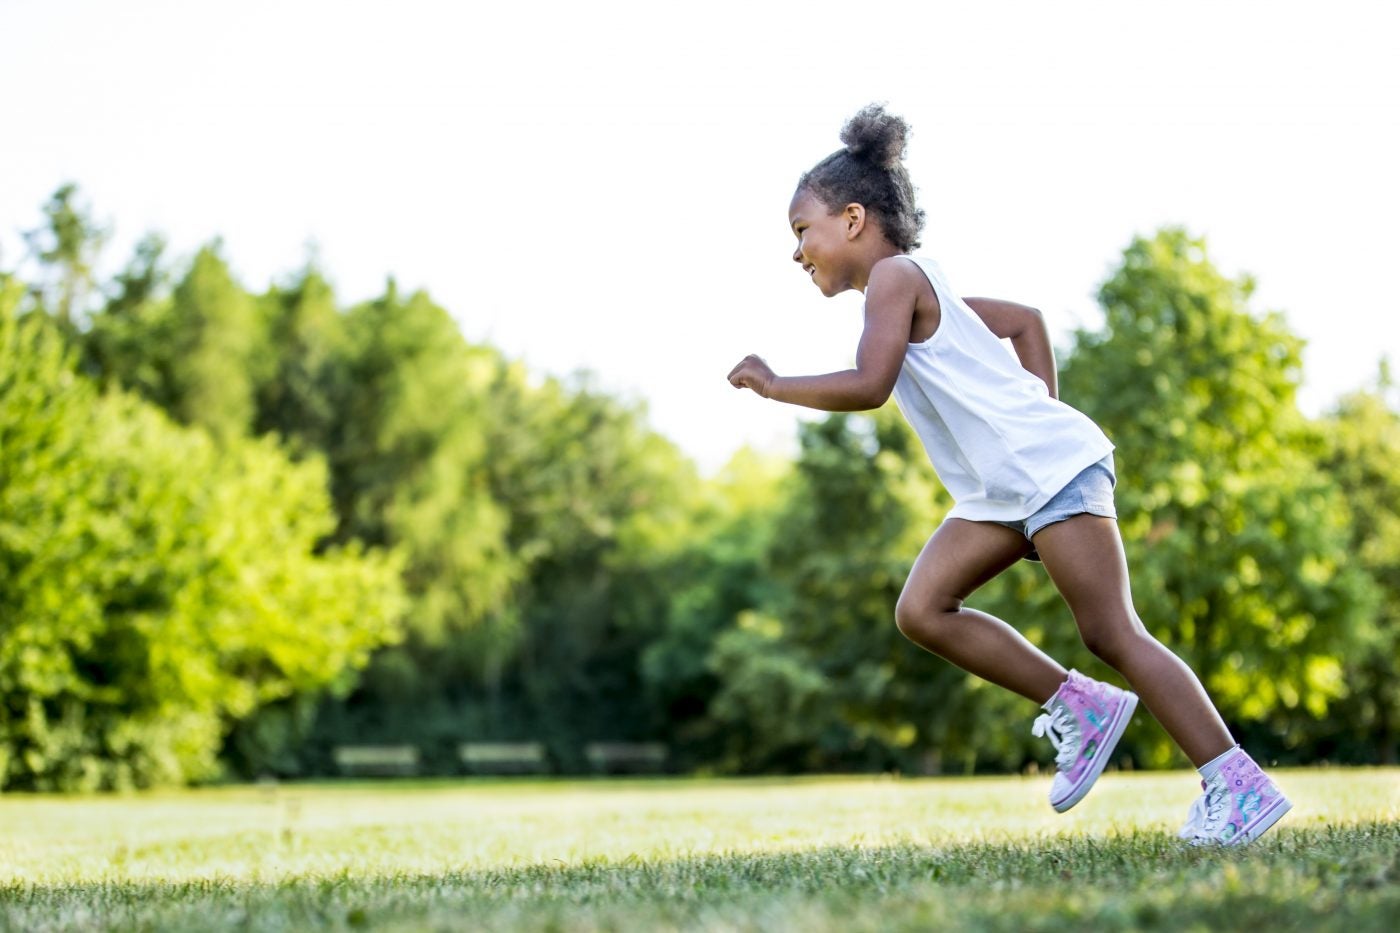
[1, 769, 1397, 931]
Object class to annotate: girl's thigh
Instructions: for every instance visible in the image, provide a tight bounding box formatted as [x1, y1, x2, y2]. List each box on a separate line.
[1031, 514, 1140, 631]
[901, 518, 1034, 610]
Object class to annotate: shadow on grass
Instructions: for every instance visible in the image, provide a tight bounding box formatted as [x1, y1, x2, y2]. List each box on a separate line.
[2, 822, 1397, 931]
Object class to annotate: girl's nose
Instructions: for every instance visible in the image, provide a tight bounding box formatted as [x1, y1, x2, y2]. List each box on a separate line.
[792, 245, 803, 263]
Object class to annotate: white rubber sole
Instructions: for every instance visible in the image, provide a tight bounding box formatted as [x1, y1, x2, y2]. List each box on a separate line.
[1051, 691, 1139, 813]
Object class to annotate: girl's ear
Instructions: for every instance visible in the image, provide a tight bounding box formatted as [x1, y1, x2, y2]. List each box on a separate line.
[843, 203, 867, 239]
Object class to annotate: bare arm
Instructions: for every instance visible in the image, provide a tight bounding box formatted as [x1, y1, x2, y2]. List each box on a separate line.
[963, 297, 1058, 399]
[728, 259, 919, 411]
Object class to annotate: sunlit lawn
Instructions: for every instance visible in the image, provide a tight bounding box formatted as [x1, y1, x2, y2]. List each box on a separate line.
[1, 769, 1397, 930]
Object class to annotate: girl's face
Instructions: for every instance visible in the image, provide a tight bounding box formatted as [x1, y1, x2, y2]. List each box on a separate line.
[789, 188, 859, 297]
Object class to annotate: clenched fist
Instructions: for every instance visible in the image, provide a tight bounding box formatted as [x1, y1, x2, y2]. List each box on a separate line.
[727, 354, 776, 398]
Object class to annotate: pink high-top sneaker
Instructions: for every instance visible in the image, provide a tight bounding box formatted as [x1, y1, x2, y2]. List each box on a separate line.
[1032, 670, 1138, 813]
[1178, 747, 1292, 845]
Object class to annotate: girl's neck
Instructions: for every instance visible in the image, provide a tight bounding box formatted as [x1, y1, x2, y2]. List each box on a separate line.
[853, 243, 909, 293]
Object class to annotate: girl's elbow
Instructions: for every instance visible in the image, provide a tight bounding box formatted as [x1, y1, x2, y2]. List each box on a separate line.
[847, 367, 897, 410]
[856, 383, 894, 410]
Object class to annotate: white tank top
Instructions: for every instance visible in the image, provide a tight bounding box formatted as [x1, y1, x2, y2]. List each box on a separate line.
[890, 255, 1114, 522]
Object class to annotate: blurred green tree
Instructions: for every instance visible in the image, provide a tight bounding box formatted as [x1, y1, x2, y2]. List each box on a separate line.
[1055, 228, 1373, 765]
[0, 282, 404, 789]
[302, 284, 520, 766]
[1314, 378, 1400, 763]
[164, 245, 268, 442]
[692, 407, 961, 772]
[80, 240, 267, 443]
[253, 263, 346, 455]
[82, 232, 170, 390]
[331, 284, 516, 635]
[22, 183, 108, 329]
[639, 447, 792, 768]
[477, 372, 700, 766]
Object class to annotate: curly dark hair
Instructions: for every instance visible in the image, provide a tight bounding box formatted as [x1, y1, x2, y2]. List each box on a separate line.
[797, 104, 925, 252]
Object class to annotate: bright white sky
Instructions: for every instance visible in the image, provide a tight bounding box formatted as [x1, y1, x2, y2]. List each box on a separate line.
[4, 0, 1397, 473]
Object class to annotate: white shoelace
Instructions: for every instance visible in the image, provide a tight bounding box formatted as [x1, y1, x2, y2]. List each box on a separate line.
[1031, 704, 1078, 772]
[1179, 777, 1229, 841]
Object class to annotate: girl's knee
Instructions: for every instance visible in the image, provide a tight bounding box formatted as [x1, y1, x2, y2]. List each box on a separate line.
[1080, 630, 1120, 665]
[1080, 622, 1151, 667]
[893, 593, 918, 638]
[894, 590, 959, 645]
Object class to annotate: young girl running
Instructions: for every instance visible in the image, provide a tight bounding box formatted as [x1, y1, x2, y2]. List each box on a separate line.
[727, 104, 1290, 845]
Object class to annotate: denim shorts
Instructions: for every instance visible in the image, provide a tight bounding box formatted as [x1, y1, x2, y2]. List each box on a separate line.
[992, 455, 1117, 561]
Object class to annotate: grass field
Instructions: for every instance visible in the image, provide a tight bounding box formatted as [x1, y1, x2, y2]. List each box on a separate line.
[1, 769, 1397, 931]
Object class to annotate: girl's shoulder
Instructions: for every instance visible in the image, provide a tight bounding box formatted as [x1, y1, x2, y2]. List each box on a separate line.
[868, 256, 941, 342]
[870, 254, 942, 294]
[871, 253, 929, 280]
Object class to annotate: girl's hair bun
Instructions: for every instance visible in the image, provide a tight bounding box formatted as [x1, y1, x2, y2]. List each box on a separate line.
[839, 103, 910, 170]
[798, 103, 924, 251]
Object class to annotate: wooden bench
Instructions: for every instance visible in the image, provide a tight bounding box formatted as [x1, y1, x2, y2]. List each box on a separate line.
[458, 741, 549, 774]
[332, 744, 420, 777]
[584, 742, 668, 774]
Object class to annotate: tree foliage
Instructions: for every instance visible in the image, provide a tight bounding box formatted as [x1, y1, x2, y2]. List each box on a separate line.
[668, 408, 962, 772]
[4, 187, 1394, 785]
[1314, 382, 1400, 763]
[20, 183, 108, 328]
[1059, 229, 1374, 763]
[0, 282, 403, 789]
